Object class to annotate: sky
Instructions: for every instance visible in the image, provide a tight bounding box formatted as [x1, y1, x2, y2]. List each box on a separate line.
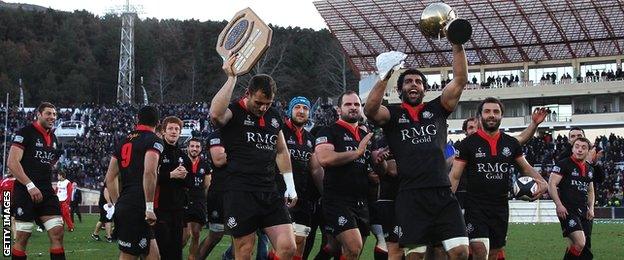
[4, 0, 329, 30]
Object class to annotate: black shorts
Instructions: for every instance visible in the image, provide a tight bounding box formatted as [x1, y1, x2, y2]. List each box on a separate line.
[113, 202, 154, 256]
[456, 191, 467, 209]
[464, 203, 509, 249]
[206, 191, 224, 225]
[154, 209, 185, 260]
[12, 185, 60, 222]
[223, 190, 292, 238]
[98, 205, 112, 223]
[559, 212, 592, 238]
[290, 199, 313, 227]
[396, 187, 467, 247]
[375, 200, 399, 243]
[322, 198, 370, 237]
[185, 199, 207, 225]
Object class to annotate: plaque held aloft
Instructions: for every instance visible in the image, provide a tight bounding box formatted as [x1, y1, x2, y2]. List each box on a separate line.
[216, 8, 273, 76]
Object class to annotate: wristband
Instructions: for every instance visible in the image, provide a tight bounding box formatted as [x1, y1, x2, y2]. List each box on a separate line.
[145, 202, 154, 212]
[26, 182, 36, 191]
[283, 172, 295, 190]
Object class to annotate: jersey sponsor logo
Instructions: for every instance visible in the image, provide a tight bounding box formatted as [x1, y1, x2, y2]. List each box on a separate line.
[345, 146, 366, 164]
[34, 150, 56, 164]
[246, 132, 278, 151]
[153, 143, 164, 153]
[35, 139, 44, 147]
[162, 156, 170, 163]
[271, 118, 279, 128]
[422, 110, 433, 119]
[502, 147, 511, 157]
[571, 169, 579, 177]
[399, 124, 438, 145]
[477, 162, 511, 179]
[287, 136, 296, 145]
[289, 148, 311, 162]
[343, 133, 353, 141]
[570, 179, 589, 192]
[337, 216, 347, 226]
[227, 217, 237, 228]
[118, 240, 132, 248]
[210, 138, 221, 146]
[138, 238, 147, 249]
[475, 147, 486, 158]
[244, 115, 255, 126]
[13, 135, 24, 143]
[316, 136, 328, 145]
[552, 166, 561, 173]
[398, 114, 410, 124]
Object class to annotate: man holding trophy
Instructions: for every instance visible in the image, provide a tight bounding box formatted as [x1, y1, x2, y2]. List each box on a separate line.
[364, 3, 471, 260]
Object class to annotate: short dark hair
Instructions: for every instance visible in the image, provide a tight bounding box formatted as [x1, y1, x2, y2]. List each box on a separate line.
[138, 106, 160, 127]
[188, 137, 202, 146]
[477, 97, 504, 117]
[462, 117, 477, 132]
[573, 137, 592, 149]
[248, 74, 277, 98]
[37, 102, 56, 114]
[397, 69, 428, 96]
[569, 127, 585, 136]
[337, 90, 359, 106]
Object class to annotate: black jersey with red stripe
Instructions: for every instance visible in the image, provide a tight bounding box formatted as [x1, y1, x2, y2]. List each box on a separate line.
[11, 122, 61, 193]
[455, 129, 523, 206]
[278, 119, 314, 200]
[157, 141, 192, 210]
[380, 97, 452, 191]
[220, 99, 283, 192]
[315, 120, 369, 200]
[552, 157, 594, 213]
[186, 157, 210, 200]
[113, 125, 164, 208]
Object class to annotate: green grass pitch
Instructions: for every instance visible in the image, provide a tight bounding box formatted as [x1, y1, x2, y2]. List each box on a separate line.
[2, 215, 623, 259]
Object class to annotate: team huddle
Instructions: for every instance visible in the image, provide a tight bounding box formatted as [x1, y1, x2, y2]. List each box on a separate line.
[6, 42, 597, 260]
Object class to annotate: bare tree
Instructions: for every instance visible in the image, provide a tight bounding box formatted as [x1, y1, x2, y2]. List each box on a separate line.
[320, 43, 348, 97]
[188, 58, 198, 102]
[152, 58, 175, 103]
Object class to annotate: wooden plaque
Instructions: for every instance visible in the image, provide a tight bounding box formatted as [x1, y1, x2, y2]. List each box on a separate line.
[216, 8, 273, 76]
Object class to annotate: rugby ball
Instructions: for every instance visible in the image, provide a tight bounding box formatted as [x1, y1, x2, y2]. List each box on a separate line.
[513, 176, 538, 201]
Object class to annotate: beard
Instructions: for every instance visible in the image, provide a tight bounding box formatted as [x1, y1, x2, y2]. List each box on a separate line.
[481, 117, 501, 132]
[401, 89, 423, 106]
[291, 116, 308, 127]
[341, 112, 360, 123]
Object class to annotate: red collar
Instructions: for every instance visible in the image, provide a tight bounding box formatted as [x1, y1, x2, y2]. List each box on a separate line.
[135, 124, 155, 132]
[32, 121, 52, 147]
[570, 156, 587, 177]
[476, 129, 501, 156]
[238, 99, 265, 127]
[191, 157, 200, 174]
[336, 119, 361, 142]
[285, 119, 304, 145]
[400, 102, 426, 122]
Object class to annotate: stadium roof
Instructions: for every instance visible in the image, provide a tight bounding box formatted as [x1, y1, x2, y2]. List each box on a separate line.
[314, 0, 624, 74]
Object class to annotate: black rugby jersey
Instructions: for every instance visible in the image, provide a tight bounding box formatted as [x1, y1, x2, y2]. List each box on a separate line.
[456, 129, 523, 206]
[315, 120, 369, 200]
[220, 99, 283, 191]
[186, 157, 210, 201]
[156, 141, 192, 210]
[381, 97, 451, 190]
[276, 119, 315, 201]
[552, 157, 594, 213]
[113, 125, 164, 208]
[12, 122, 61, 193]
[207, 130, 226, 192]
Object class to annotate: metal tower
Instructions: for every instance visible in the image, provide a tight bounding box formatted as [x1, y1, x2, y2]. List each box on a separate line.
[116, 0, 137, 104]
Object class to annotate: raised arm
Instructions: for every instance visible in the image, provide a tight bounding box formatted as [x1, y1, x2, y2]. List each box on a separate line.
[515, 107, 548, 145]
[440, 44, 468, 111]
[363, 79, 392, 125]
[209, 55, 238, 127]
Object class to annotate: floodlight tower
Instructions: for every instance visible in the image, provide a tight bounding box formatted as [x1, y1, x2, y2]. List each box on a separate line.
[115, 0, 140, 104]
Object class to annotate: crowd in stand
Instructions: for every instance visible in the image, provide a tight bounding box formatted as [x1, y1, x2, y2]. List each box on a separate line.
[1, 103, 623, 207]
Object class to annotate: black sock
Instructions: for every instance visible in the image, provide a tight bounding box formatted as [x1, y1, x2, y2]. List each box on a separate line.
[50, 248, 66, 260]
[314, 245, 332, 260]
[373, 247, 388, 260]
